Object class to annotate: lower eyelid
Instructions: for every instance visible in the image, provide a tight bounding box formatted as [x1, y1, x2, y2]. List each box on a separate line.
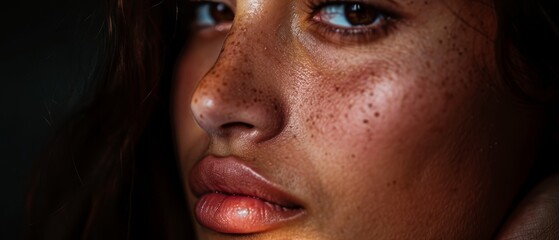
[306, 16, 396, 45]
[214, 23, 233, 32]
[194, 24, 231, 41]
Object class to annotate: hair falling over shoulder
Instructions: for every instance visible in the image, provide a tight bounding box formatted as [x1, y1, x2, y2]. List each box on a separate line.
[25, 0, 195, 239]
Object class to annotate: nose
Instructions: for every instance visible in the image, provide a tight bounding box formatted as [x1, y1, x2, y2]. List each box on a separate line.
[190, 31, 284, 144]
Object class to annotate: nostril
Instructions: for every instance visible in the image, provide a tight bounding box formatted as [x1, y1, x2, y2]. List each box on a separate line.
[220, 122, 255, 131]
[191, 82, 284, 142]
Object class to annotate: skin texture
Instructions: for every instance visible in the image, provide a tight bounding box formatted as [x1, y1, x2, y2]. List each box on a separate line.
[173, 0, 547, 239]
[497, 174, 559, 240]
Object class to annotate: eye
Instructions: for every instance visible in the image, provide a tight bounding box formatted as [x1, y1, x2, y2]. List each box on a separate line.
[308, 2, 396, 44]
[313, 2, 387, 28]
[194, 2, 235, 28]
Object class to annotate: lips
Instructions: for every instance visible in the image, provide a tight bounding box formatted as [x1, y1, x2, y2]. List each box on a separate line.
[189, 156, 305, 234]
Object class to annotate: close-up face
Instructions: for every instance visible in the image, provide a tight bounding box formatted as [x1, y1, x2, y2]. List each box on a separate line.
[173, 0, 546, 239]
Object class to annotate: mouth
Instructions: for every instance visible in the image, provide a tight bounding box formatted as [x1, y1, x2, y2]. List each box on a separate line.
[189, 156, 306, 234]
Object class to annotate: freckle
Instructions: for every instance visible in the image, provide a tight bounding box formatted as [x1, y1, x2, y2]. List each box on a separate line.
[216, 88, 221, 93]
[374, 112, 380, 117]
[199, 114, 204, 119]
[363, 119, 369, 124]
[194, 98, 198, 103]
[293, 135, 297, 139]
[351, 154, 356, 158]
[368, 103, 373, 108]
[348, 104, 353, 108]
[344, 113, 349, 118]
[310, 134, 314, 138]
[222, 82, 228, 86]
[329, 114, 334, 118]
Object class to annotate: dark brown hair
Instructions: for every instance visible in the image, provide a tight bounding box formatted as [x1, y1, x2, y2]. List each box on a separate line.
[26, 0, 558, 239]
[26, 0, 194, 239]
[494, 0, 559, 184]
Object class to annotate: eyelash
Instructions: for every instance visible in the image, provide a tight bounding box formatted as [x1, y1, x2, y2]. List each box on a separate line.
[304, 0, 398, 44]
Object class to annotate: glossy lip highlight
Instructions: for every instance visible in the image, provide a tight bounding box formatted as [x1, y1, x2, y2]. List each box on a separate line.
[189, 156, 306, 234]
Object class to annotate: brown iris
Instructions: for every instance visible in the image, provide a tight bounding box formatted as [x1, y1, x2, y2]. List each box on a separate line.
[209, 3, 234, 23]
[345, 3, 379, 26]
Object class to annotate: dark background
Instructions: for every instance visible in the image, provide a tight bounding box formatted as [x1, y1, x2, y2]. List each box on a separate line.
[1, 0, 101, 238]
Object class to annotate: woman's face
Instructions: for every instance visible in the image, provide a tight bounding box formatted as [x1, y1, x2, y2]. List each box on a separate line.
[173, 0, 545, 239]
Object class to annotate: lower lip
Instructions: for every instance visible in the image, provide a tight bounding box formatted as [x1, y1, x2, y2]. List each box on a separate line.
[195, 193, 304, 234]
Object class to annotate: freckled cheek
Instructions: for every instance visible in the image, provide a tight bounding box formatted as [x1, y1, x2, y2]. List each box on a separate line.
[301, 69, 461, 180]
[305, 78, 405, 153]
[300, 77, 423, 227]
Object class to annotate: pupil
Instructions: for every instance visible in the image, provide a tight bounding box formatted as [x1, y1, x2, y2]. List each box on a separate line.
[210, 3, 234, 23]
[345, 3, 377, 26]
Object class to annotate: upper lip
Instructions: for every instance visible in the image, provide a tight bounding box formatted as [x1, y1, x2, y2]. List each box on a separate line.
[189, 156, 304, 209]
